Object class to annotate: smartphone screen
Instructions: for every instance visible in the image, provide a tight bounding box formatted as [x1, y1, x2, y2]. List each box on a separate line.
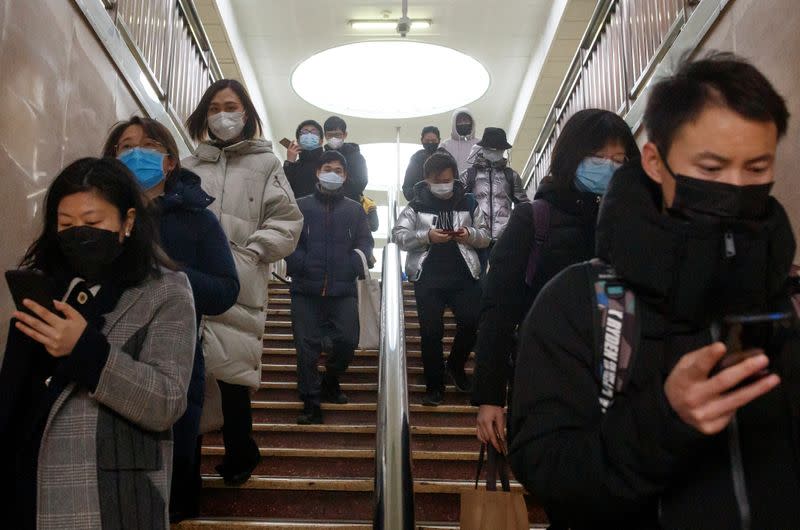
[712, 312, 794, 380]
[5, 269, 57, 317]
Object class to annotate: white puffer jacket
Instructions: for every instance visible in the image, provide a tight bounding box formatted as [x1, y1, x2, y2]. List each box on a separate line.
[183, 139, 303, 390]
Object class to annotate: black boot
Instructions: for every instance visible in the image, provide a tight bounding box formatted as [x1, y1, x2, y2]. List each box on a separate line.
[214, 439, 261, 486]
[321, 373, 349, 404]
[422, 387, 444, 407]
[297, 402, 324, 425]
[446, 363, 472, 393]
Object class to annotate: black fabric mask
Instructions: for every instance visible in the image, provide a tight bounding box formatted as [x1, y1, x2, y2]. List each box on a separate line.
[58, 226, 125, 282]
[456, 123, 472, 136]
[423, 142, 439, 154]
[669, 173, 774, 221]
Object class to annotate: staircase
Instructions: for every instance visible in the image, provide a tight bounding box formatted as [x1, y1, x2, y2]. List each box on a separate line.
[176, 282, 547, 529]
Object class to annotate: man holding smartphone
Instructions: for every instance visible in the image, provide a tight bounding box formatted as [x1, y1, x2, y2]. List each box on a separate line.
[509, 54, 800, 529]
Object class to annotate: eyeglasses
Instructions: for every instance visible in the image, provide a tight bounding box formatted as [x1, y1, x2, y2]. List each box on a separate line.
[116, 138, 166, 155]
[299, 128, 320, 136]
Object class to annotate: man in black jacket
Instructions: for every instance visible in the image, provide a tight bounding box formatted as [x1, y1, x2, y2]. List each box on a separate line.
[284, 119, 324, 199]
[509, 54, 800, 529]
[323, 116, 368, 201]
[285, 150, 374, 424]
[402, 125, 441, 201]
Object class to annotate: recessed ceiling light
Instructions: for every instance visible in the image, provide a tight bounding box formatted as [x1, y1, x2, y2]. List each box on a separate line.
[291, 41, 490, 119]
[349, 19, 431, 31]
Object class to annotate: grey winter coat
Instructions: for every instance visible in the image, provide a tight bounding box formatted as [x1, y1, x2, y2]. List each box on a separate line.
[441, 108, 479, 175]
[461, 148, 530, 240]
[393, 183, 491, 281]
[36, 270, 196, 529]
[183, 139, 303, 390]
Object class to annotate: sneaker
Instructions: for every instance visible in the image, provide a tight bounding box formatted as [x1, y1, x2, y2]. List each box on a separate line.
[422, 388, 444, 407]
[446, 364, 472, 393]
[297, 404, 324, 425]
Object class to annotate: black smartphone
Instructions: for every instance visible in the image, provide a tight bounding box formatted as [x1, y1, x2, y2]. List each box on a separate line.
[712, 312, 794, 383]
[5, 269, 57, 317]
[279, 137, 292, 149]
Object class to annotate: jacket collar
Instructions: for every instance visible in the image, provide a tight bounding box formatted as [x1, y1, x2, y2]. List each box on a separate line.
[193, 138, 274, 162]
[159, 169, 214, 212]
[313, 184, 346, 202]
[410, 179, 467, 210]
[299, 147, 324, 162]
[534, 177, 600, 217]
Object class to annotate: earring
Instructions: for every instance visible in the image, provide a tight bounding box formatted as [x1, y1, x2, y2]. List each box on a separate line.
[125, 230, 131, 237]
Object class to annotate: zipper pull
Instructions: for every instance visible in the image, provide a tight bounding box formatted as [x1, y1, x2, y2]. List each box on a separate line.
[724, 231, 736, 258]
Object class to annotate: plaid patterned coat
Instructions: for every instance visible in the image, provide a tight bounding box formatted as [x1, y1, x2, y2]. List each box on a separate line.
[36, 270, 195, 529]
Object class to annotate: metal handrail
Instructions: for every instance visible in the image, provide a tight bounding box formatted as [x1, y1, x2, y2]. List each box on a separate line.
[373, 242, 415, 529]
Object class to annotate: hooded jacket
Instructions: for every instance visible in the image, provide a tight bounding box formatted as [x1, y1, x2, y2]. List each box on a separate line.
[324, 142, 369, 201]
[182, 138, 303, 391]
[393, 180, 491, 281]
[285, 186, 374, 298]
[441, 108, 479, 175]
[461, 147, 530, 240]
[471, 178, 602, 406]
[509, 163, 800, 529]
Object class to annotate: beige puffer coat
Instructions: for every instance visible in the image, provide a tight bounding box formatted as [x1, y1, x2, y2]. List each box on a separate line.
[183, 139, 303, 391]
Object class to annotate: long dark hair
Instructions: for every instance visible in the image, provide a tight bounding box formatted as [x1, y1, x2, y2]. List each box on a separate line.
[21, 157, 175, 286]
[186, 79, 263, 142]
[101, 116, 181, 189]
[547, 109, 639, 190]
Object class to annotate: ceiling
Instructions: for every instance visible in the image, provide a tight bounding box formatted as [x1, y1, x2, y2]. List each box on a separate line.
[197, 0, 595, 170]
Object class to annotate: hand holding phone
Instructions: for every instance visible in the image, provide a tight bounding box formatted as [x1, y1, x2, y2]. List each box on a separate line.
[279, 137, 292, 148]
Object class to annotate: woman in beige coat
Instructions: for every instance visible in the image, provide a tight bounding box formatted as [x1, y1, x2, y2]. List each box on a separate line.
[183, 79, 303, 485]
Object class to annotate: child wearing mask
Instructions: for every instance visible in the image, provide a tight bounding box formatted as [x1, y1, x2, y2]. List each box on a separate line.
[285, 150, 374, 424]
[393, 152, 490, 406]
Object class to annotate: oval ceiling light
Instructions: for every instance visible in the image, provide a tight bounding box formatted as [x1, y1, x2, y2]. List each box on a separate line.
[291, 41, 490, 119]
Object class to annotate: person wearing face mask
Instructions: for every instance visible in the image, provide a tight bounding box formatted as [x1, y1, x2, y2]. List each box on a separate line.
[472, 110, 639, 472]
[461, 127, 530, 273]
[441, 108, 480, 174]
[285, 151, 374, 424]
[101, 116, 240, 521]
[508, 54, 800, 530]
[284, 119, 326, 199]
[183, 79, 303, 486]
[323, 116, 369, 202]
[0, 158, 196, 529]
[403, 126, 443, 201]
[393, 152, 490, 406]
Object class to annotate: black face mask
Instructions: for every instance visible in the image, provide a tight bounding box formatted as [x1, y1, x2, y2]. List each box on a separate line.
[456, 123, 472, 136]
[669, 173, 774, 222]
[423, 142, 439, 154]
[58, 226, 125, 282]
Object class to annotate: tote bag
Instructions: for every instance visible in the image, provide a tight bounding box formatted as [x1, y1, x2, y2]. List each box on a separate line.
[460, 444, 529, 530]
[354, 249, 380, 350]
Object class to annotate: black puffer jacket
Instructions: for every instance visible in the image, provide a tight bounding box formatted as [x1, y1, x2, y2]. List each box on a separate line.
[509, 164, 800, 529]
[471, 179, 601, 406]
[284, 147, 323, 199]
[325, 142, 368, 201]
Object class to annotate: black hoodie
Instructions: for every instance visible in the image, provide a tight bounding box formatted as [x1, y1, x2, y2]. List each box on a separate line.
[509, 163, 800, 529]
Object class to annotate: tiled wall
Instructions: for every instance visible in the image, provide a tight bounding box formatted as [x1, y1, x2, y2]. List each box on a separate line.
[0, 1, 142, 357]
[696, 0, 800, 257]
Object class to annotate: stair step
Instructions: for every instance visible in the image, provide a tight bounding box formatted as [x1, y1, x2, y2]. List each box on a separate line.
[266, 309, 454, 321]
[255, 382, 473, 405]
[265, 321, 457, 332]
[263, 334, 455, 344]
[202, 476, 524, 494]
[250, 400, 476, 426]
[174, 520, 508, 530]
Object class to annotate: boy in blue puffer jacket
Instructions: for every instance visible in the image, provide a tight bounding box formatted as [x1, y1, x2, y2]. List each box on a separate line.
[285, 150, 374, 424]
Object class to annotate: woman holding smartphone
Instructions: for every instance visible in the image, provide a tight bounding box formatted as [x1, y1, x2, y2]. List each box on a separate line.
[183, 79, 303, 485]
[102, 116, 240, 521]
[0, 157, 196, 529]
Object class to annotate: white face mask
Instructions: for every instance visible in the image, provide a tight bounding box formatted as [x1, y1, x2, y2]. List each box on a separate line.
[318, 171, 345, 191]
[482, 149, 504, 163]
[429, 181, 454, 199]
[326, 137, 344, 150]
[208, 111, 246, 141]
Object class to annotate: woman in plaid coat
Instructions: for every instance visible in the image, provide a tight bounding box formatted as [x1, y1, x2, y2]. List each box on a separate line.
[0, 158, 196, 529]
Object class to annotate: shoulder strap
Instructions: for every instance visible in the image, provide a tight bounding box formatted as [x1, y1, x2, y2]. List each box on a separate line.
[465, 167, 477, 191]
[524, 200, 552, 287]
[465, 192, 477, 223]
[504, 167, 516, 195]
[587, 259, 639, 414]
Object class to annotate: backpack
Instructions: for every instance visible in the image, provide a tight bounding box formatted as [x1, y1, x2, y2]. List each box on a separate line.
[587, 259, 639, 413]
[465, 166, 520, 203]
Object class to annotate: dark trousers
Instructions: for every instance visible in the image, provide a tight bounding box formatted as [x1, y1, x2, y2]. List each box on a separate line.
[218, 380, 259, 471]
[291, 293, 359, 406]
[414, 280, 481, 390]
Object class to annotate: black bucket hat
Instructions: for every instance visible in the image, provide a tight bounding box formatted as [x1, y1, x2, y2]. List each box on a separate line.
[477, 127, 512, 150]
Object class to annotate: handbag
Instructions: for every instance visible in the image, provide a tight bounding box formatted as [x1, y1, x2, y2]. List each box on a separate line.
[460, 444, 529, 530]
[354, 249, 380, 350]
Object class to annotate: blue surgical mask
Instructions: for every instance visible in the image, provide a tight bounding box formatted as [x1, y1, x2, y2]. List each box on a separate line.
[299, 133, 321, 150]
[574, 157, 621, 194]
[118, 148, 166, 191]
[318, 171, 344, 191]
